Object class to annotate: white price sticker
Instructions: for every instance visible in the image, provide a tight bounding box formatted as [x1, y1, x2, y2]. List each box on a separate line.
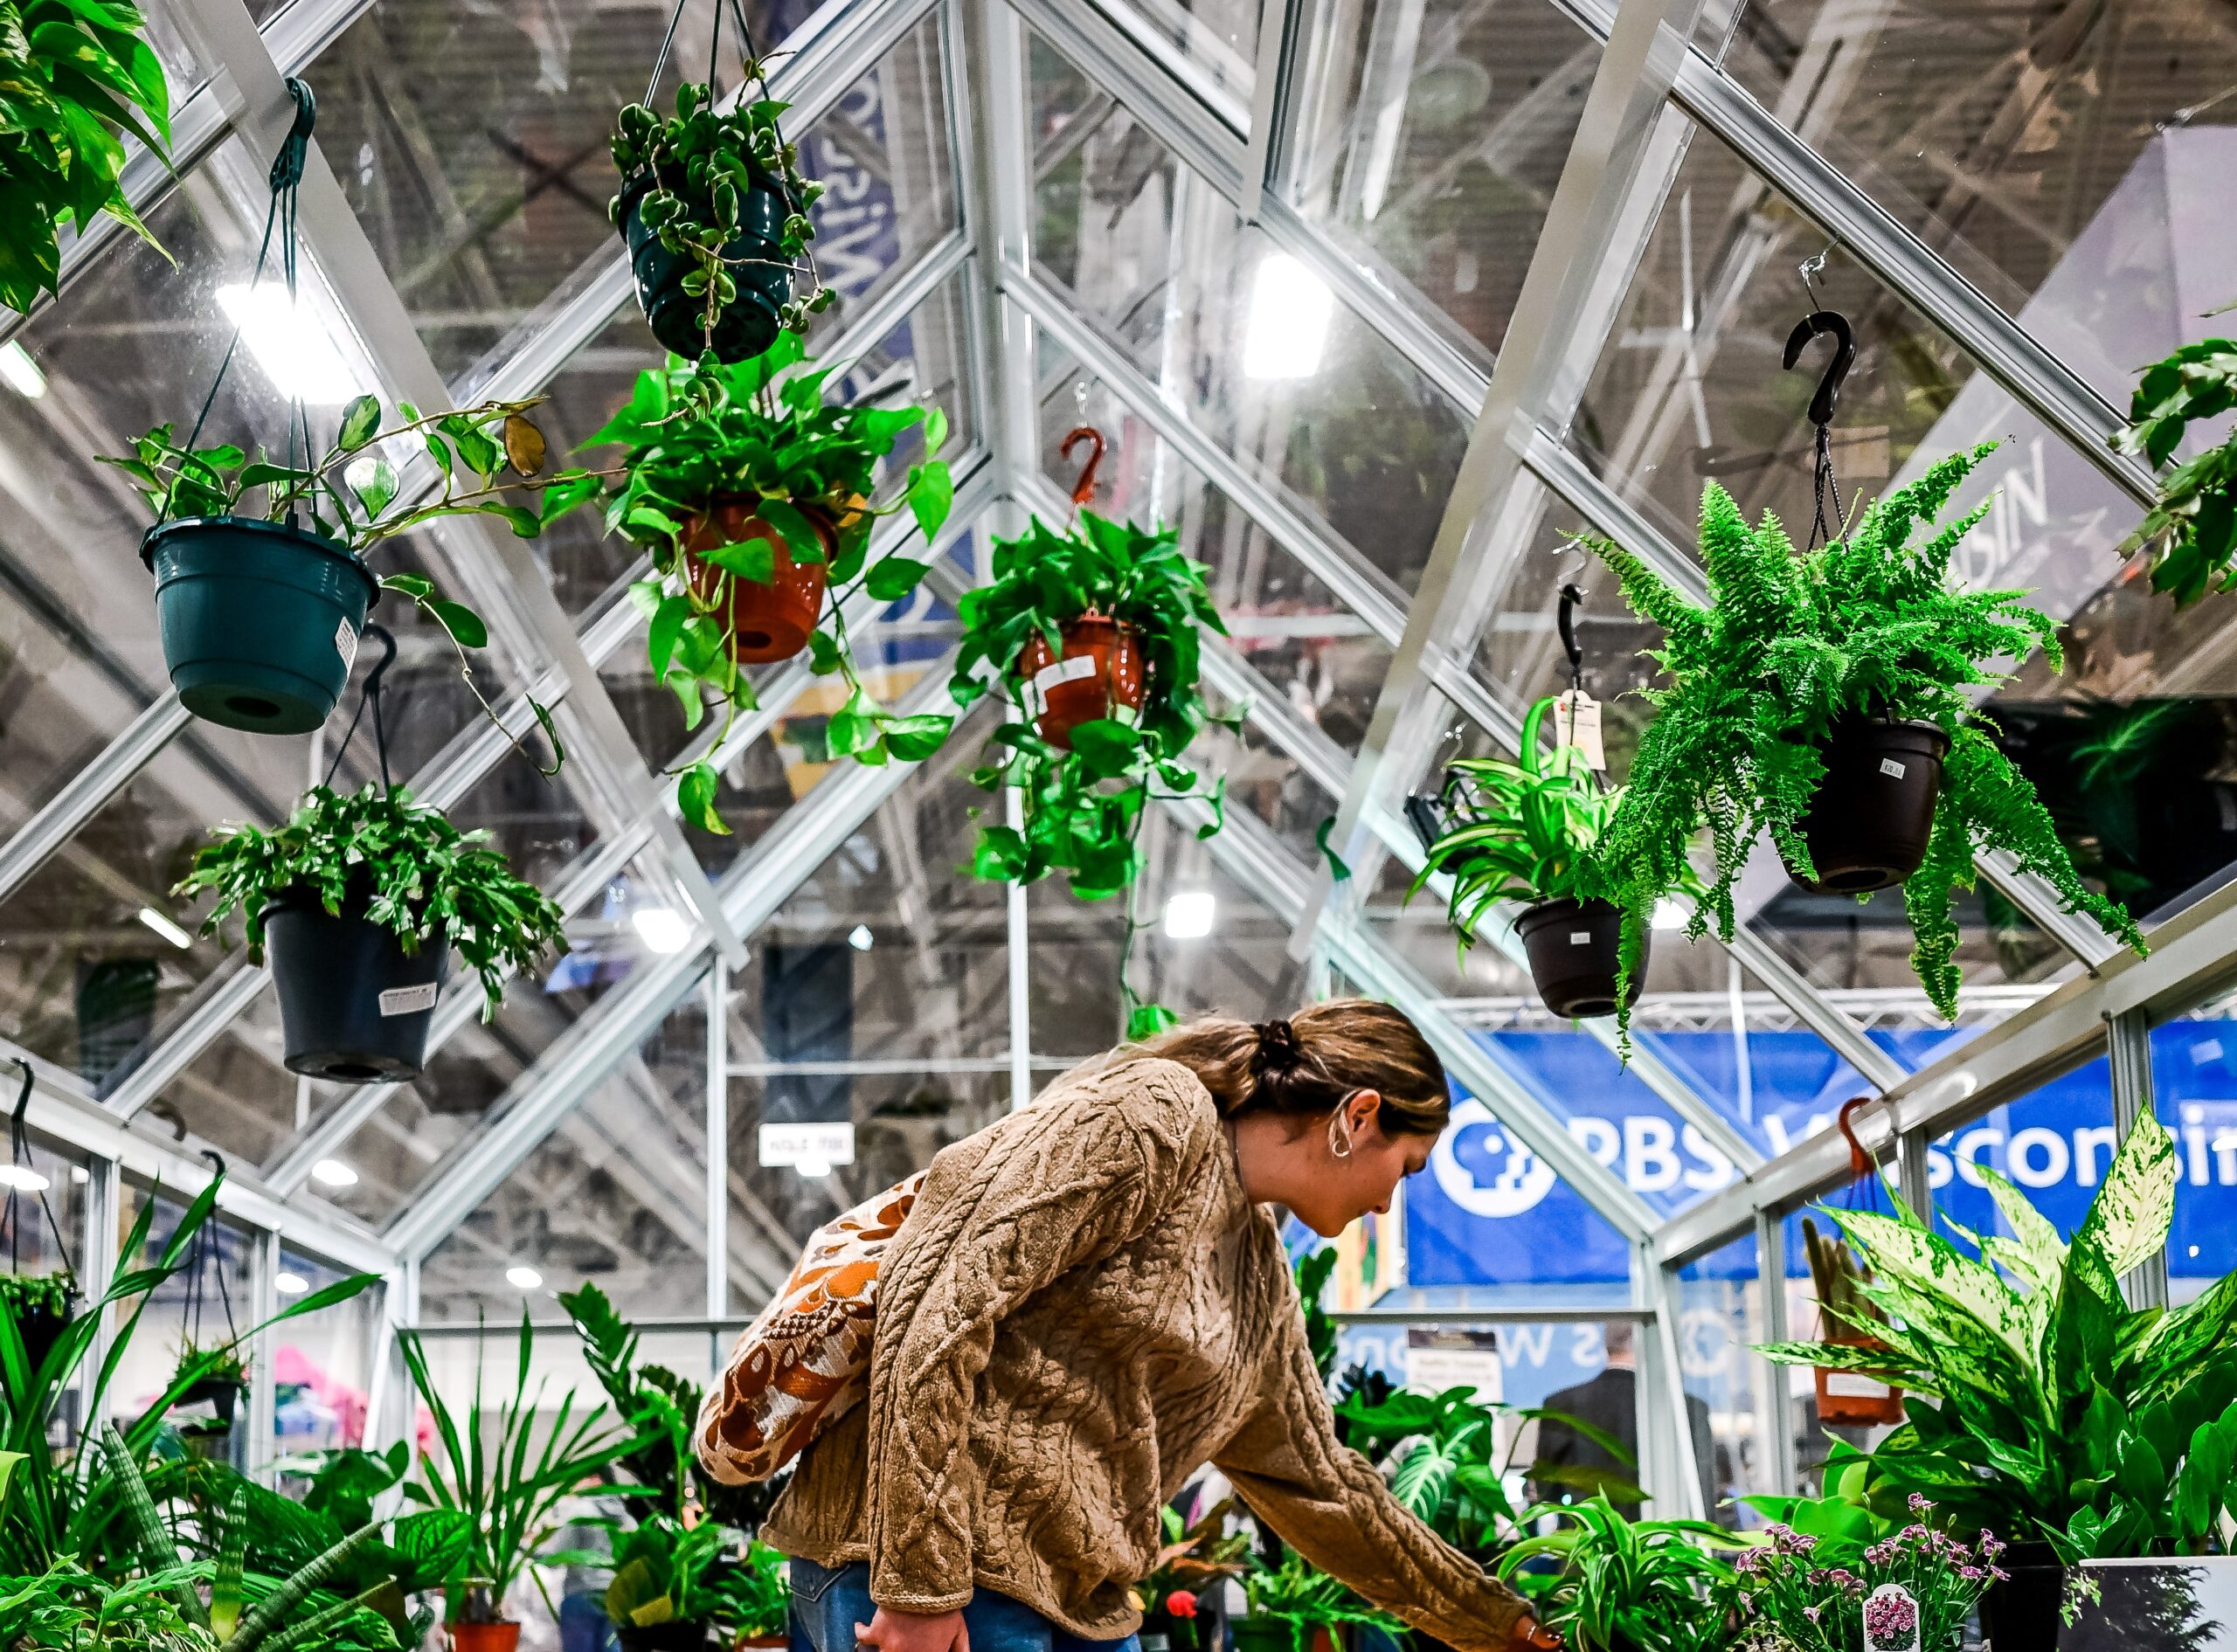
[1569, 931, 1592, 945]
[1825, 1371, 1894, 1399]
[1031, 653, 1098, 696]
[1553, 690, 1605, 771]
[377, 982, 438, 1017]
[336, 619, 360, 671]
[1879, 757, 1907, 779]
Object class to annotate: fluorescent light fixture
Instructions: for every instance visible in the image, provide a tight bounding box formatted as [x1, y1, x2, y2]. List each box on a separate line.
[632, 905, 691, 954]
[1651, 898, 1689, 932]
[309, 1158, 359, 1188]
[137, 907, 193, 950]
[848, 923, 874, 951]
[1163, 891, 1215, 939]
[0, 1165, 50, 1192]
[0, 342, 45, 399]
[1243, 254, 1333, 380]
[215, 282, 362, 404]
[505, 1265, 544, 1290]
[274, 1271, 309, 1296]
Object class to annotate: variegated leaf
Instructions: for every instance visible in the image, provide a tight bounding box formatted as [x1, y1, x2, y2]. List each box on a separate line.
[1832, 1206, 2036, 1372]
[2072, 1110, 2177, 1279]
[1978, 1161, 2069, 1291]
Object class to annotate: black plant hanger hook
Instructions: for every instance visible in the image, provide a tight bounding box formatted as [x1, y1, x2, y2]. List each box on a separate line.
[3, 1060, 78, 1279]
[1783, 306, 1856, 551]
[1555, 581, 1587, 696]
[321, 622, 398, 794]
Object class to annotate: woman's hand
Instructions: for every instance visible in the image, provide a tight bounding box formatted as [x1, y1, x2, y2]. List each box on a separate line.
[1508, 1616, 1562, 1650]
[854, 1606, 971, 1652]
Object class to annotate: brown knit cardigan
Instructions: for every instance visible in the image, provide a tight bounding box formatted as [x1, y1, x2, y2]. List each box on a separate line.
[759, 1054, 1533, 1648]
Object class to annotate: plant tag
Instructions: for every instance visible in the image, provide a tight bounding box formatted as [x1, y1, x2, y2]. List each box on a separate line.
[1825, 1371, 1894, 1399]
[336, 619, 359, 670]
[1552, 691, 1604, 771]
[377, 982, 438, 1018]
[1569, 931, 1592, 945]
[1032, 653, 1098, 695]
[1862, 1583, 1919, 1652]
[1879, 757, 1907, 779]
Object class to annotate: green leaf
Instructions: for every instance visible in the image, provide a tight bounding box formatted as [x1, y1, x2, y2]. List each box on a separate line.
[881, 713, 953, 763]
[1126, 1001, 1180, 1040]
[1070, 717, 1142, 778]
[758, 498, 825, 565]
[337, 394, 380, 451]
[865, 556, 931, 603]
[806, 628, 844, 676]
[1316, 815, 1352, 881]
[702, 535, 776, 585]
[906, 460, 953, 542]
[349, 455, 398, 518]
[2073, 1110, 2177, 1279]
[649, 593, 690, 681]
[827, 688, 880, 759]
[677, 764, 728, 835]
[427, 600, 488, 650]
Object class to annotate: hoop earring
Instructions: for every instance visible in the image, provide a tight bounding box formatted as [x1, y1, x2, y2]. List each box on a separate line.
[1327, 1114, 1354, 1160]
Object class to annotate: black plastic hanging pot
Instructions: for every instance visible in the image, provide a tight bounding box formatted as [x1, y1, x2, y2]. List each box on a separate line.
[142, 516, 377, 736]
[1513, 897, 1648, 1020]
[1784, 717, 1950, 895]
[176, 1373, 246, 1429]
[616, 166, 793, 363]
[264, 886, 450, 1084]
[6, 1291, 74, 1371]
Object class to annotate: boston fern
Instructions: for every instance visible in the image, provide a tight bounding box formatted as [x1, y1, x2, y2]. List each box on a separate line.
[1758, 1113, 2237, 1565]
[1584, 444, 2141, 1018]
[171, 784, 567, 1014]
[2109, 333, 2237, 605]
[0, 0, 171, 314]
[560, 335, 956, 824]
[950, 512, 1232, 1035]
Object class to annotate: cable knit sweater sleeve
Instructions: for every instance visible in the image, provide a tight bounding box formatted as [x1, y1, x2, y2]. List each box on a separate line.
[861, 1061, 1213, 1614]
[1215, 1319, 1533, 1651]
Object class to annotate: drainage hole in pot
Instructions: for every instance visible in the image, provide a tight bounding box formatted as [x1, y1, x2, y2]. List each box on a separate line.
[738, 628, 773, 649]
[225, 693, 284, 720]
[1569, 997, 1617, 1018]
[322, 1060, 384, 1082]
[1825, 867, 1895, 894]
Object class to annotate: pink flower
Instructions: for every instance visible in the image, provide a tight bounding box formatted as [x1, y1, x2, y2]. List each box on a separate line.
[1167, 1593, 1198, 1621]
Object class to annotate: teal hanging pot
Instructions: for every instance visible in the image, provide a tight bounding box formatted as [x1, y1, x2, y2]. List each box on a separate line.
[142, 515, 377, 735]
[616, 165, 793, 363]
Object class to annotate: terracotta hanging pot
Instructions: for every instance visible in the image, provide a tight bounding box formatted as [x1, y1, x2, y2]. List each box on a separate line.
[1813, 1318, 1905, 1427]
[683, 498, 835, 663]
[1017, 616, 1146, 750]
[447, 1624, 521, 1652]
[1784, 717, 1950, 895]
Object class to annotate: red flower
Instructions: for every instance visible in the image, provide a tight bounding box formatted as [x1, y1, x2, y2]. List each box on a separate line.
[1167, 1593, 1199, 1621]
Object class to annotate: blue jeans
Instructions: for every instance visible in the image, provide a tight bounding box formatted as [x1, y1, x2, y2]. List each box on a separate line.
[787, 1558, 1143, 1652]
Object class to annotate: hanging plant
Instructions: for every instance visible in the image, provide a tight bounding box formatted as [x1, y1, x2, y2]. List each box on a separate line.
[1582, 444, 2144, 1021]
[609, 0, 826, 365]
[170, 1339, 249, 1434]
[0, 0, 172, 314]
[2110, 332, 2237, 605]
[557, 335, 957, 829]
[1409, 695, 1677, 1025]
[949, 500, 1233, 1040]
[0, 1269, 74, 1372]
[172, 778, 568, 1084]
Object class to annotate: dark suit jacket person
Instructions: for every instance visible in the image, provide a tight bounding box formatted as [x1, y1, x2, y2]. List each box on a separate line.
[1529, 1365, 1721, 1520]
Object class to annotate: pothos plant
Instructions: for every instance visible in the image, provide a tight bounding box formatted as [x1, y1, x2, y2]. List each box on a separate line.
[948, 511, 1235, 1040]
[2110, 329, 2237, 605]
[558, 334, 957, 826]
[170, 783, 569, 1016]
[1582, 444, 2142, 1020]
[0, 0, 171, 314]
[610, 76, 828, 349]
[100, 392, 590, 764]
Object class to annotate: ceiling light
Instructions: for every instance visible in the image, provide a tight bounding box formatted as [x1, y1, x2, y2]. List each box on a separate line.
[847, 924, 874, 951]
[0, 1165, 50, 1192]
[1652, 898, 1689, 933]
[0, 342, 45, 399]
[505, 1265, 544, 1290]
[1243, 253, 1333, 380]
[794, 1157, 831, 1179]
[274, 1271, 309, 1296]
[215, 282, 363, 404]
[309, 1158, 359, 1188]
[69, 1165, 88, 1184]
[1163, 891, 1215, 939]
[632, 905, 691, 954]
[137, 907, 193, 950]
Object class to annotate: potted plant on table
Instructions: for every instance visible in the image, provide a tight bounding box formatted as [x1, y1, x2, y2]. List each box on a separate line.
[557, 335, 957, 828]
[1242, 1549, 1407, 1652]
[0, 1268, 74, 1372]
[1494, 1493, 1742, 1652]
[1583, 444, 2143, 1023]
[400, 1312, 654, 1652]
[949, 510, 1232, 1039]
[609, 62, 826, 363]
[1408, 694, 1665, 1023]
[0, 0, 171, 315]
[1728, 1503, 2004, 1652]
[100, 391, 579, 740]
[171, 782, 568, 1084]
[1756, 1112, 2237, 1647]
[1134, 1502, 1249, 1652]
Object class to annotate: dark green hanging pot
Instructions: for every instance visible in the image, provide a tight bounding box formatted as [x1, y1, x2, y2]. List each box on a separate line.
[615, 165, 793, 363]
[142, 515, 377, 735]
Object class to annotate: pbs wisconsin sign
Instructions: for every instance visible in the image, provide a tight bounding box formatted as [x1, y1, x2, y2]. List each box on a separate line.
[1409, 1024, 2237, 1286]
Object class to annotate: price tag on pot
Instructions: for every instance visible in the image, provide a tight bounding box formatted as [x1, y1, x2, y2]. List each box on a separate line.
[336, 618, 360, 672]
[1552, 691, 1604, 771]
[377, 982, 439, 1018]
[1033, 654, 1098, 696]
[1862, 1584, 1920, 1652]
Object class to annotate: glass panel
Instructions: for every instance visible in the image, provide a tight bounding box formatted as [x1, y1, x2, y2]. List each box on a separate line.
[1286, 0, 1601, 361]
[112, 1185, 255, 1425]
[0, 1126, 91, 1294]
[1116, 0, 1259, 111]
[273, 1247, 382, 1454]
[1702, 0, 2237, 411]
[420, 992, 708, 1323]
[1675, 1234, 1762, 1524]
[1028, 59, 1472, 598]
[2153, 1016, 2237, 1300]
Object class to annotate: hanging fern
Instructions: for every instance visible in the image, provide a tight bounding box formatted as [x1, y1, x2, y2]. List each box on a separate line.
[1581, 443, 2144, 1022]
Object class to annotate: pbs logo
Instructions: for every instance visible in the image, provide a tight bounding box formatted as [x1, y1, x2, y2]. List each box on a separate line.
[1432, 1098, 1557, 1218]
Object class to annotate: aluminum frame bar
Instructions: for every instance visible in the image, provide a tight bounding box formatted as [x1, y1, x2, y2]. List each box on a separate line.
[0, 692, 190, 907]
